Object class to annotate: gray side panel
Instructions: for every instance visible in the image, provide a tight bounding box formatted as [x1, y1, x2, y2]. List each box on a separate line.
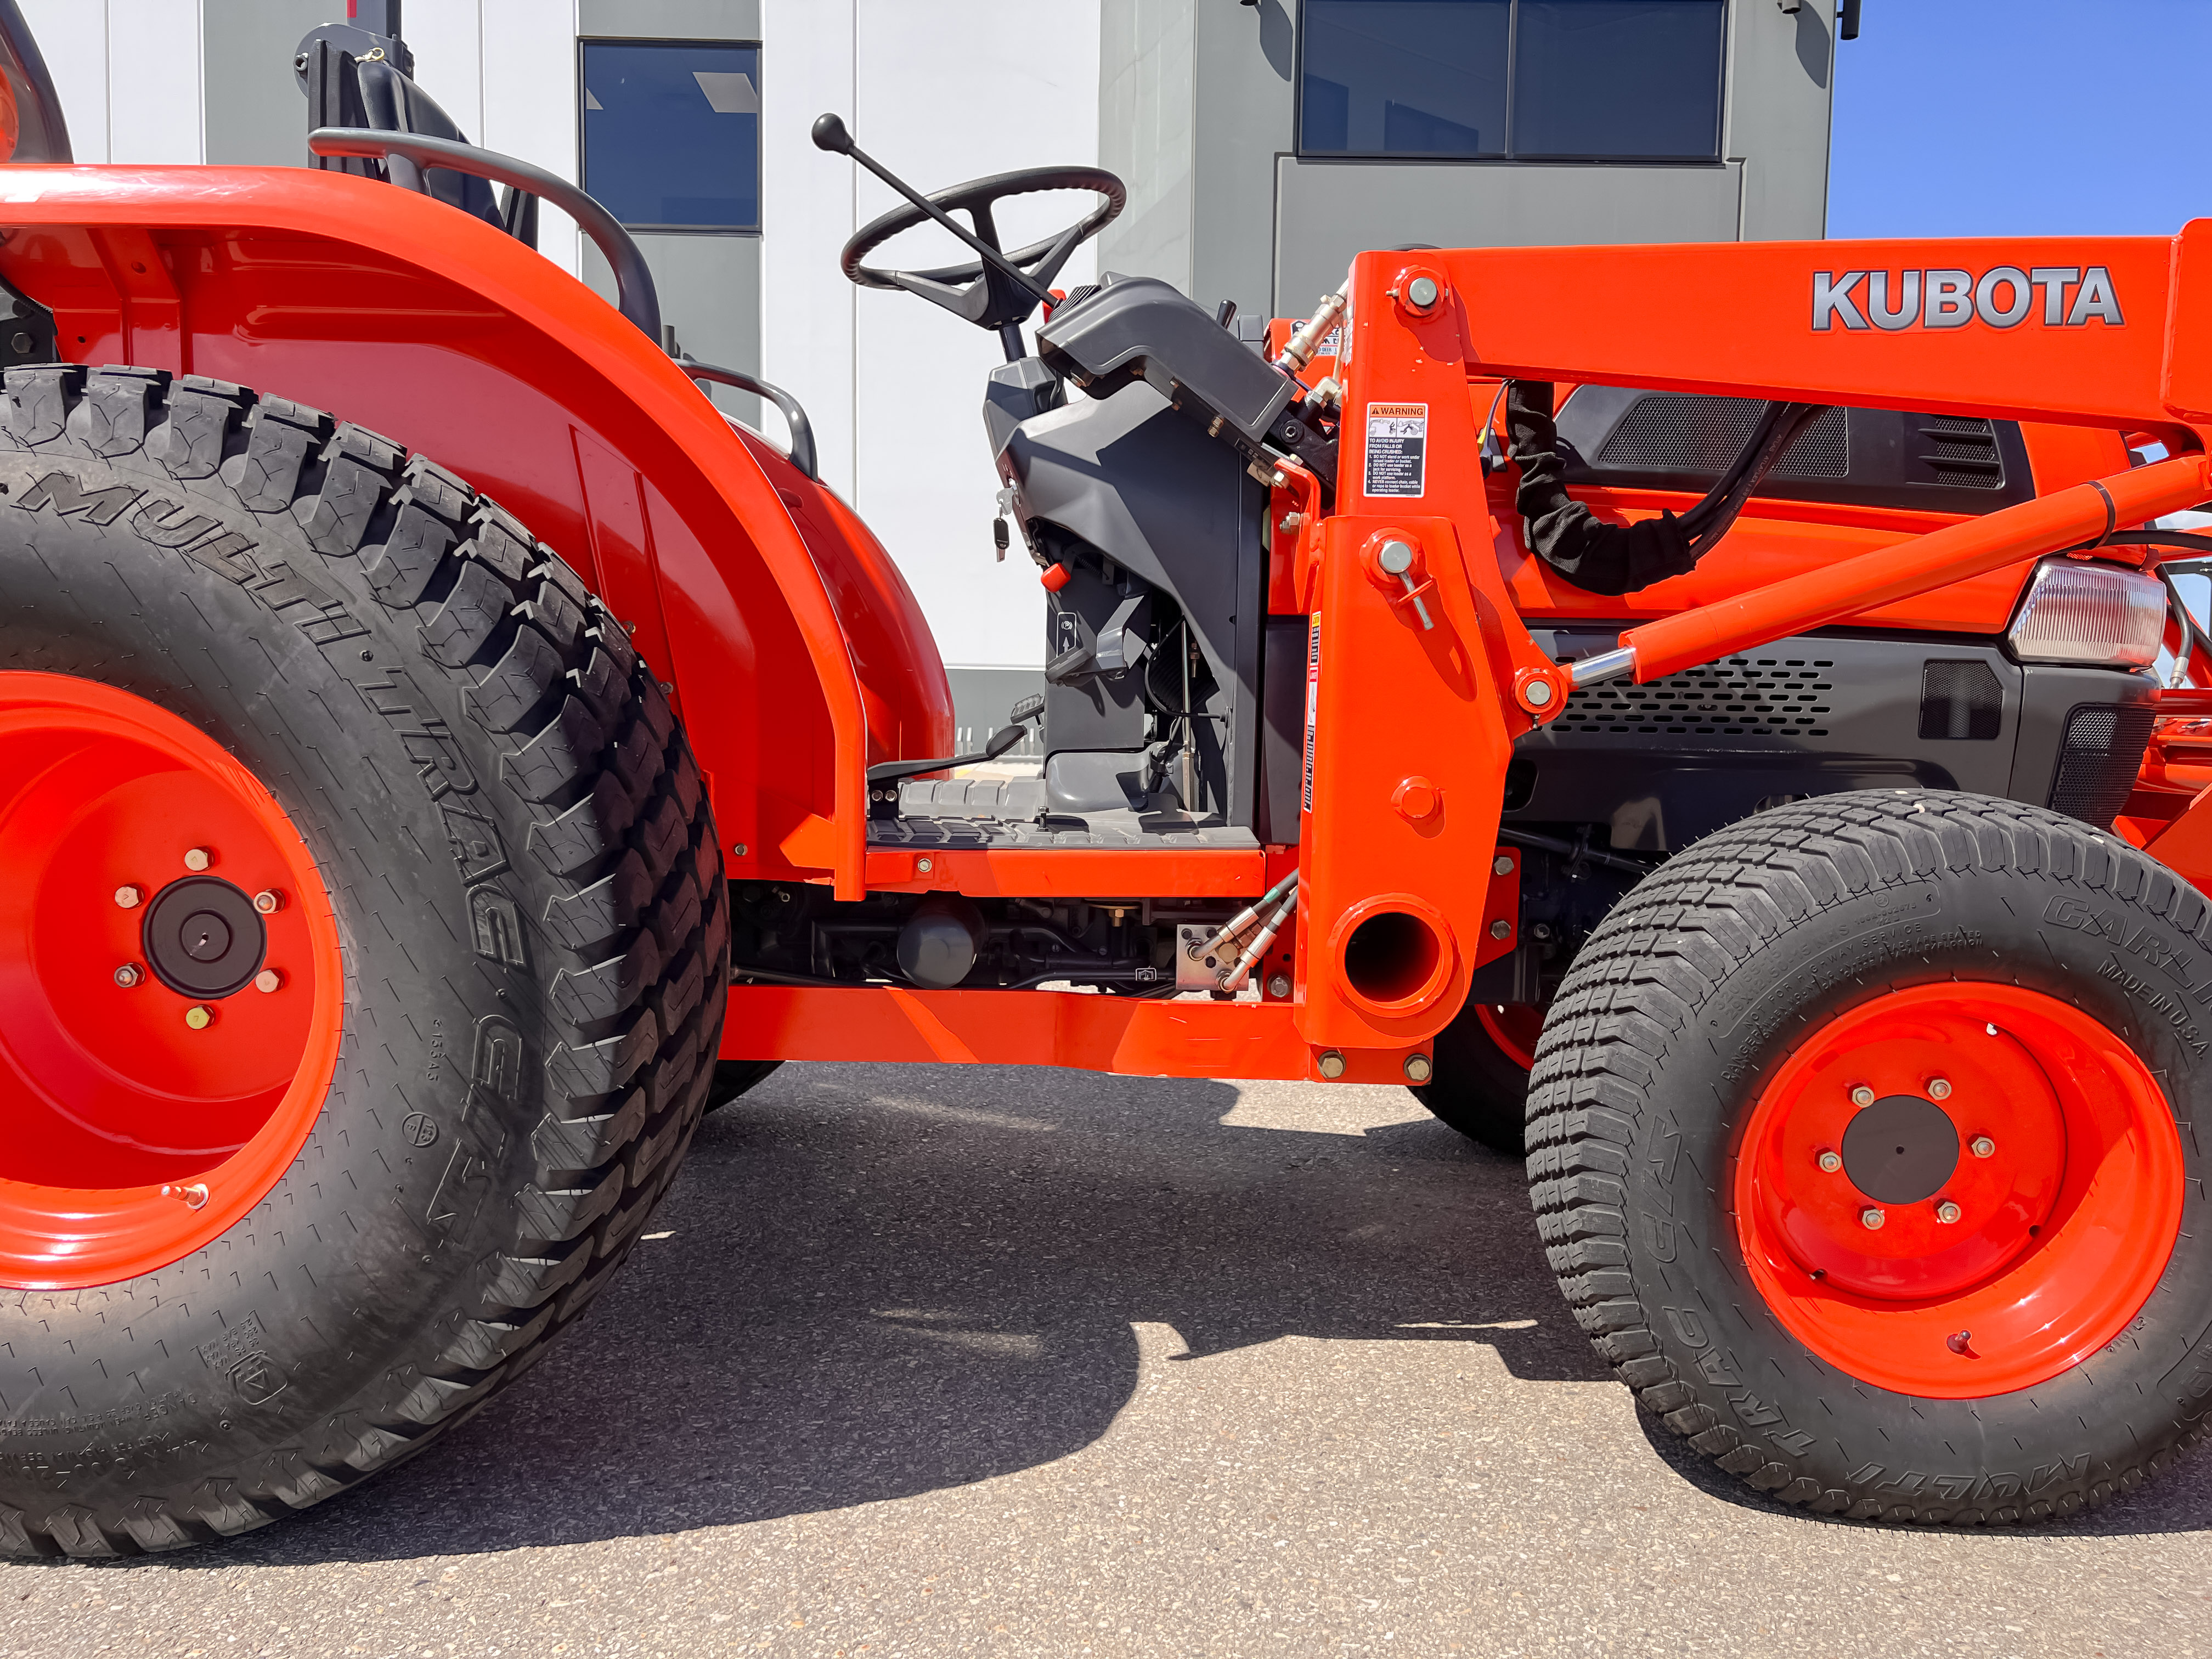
[578, 0, 759, 36]
[1097, 0, 1198, 298]
[1258, 615, 1307, 845]
[204, 0, 331, 167]
[585, 232, 762, 423]
[1272, 157, 1741, 315]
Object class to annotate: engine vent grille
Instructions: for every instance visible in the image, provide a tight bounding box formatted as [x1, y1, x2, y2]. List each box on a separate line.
[1595, 396, 1848, 478]
[1558, 657, 1835, 737]
[2047, 703, 2157, 826]
[1918, 415, 2005, 490]
[1918, 660, 2004, 740]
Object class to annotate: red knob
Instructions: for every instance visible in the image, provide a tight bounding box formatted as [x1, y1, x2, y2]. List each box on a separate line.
[1041, 562, 1073, 592]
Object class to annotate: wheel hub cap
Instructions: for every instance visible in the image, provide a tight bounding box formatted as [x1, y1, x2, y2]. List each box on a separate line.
[1840, 1093, 1960, 1205]
[144, 876, 265, 996]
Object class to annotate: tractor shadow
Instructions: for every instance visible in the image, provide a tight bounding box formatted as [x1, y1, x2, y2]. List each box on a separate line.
[124, 1061, 2212, 1562]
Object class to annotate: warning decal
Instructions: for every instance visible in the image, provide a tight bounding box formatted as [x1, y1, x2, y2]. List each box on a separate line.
[1301, 615, 1321, 815]
[1364, 402, 1427, 498]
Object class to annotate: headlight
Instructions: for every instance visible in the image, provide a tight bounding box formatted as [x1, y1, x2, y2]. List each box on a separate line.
[2005, 558, 2166, 667]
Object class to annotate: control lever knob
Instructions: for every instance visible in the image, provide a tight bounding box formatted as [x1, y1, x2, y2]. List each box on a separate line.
[810, 112, 854, 154]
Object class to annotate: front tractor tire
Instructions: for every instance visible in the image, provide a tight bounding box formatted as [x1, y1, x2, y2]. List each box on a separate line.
[1530, 791, 2212, 1523]
[1413, 1000, 1539, 1155]
[0, 366, 728, 1555]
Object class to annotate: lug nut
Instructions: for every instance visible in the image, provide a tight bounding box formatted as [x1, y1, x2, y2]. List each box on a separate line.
[1860, 1207, 1886, 1230]
[253, 969, 283, 994]
[115, 884, 143, 909]
[1267, 974, 1292, 999]
[112, 963, 143, 989]
[160, 1182, 209, 1210]
[1404, 1053, 1434, 1084]
[1928, 1077, 1953, 1101]
[184, 1005, 212, 1030]
[1970, 1135, 1996, 1159]
[253, 889, 284, 915]
[1936, 1200, 1962, 1224]
[1317, 1050, 1347, 1080]
[1817, 1149, 1843, 1173]
[1489, 919, 1512, 940]
[1850, 1085, 1875, 1108]
[183, 847, 211, 872]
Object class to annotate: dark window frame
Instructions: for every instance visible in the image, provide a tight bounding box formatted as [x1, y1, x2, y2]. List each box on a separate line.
[578, 35, 764, 236]
[1293, 0, 1729, 166]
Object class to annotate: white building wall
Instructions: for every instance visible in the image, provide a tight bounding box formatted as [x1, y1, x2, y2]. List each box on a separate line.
[22, 0, 203, 165]
[765, 0, 1101, 671]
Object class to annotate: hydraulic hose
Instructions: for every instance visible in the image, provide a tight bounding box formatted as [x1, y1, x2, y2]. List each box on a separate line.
[1505, 382, 1827, 596]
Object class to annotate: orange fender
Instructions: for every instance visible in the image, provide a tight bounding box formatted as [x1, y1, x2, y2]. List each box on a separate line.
[0, 164, 950, 899]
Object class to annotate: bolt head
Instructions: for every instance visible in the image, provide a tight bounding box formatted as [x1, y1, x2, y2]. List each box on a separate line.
[1927, 1077, 1953, 1101]
[115, 884, 143, 910]
[916, 856, 934, 875]
[1377, 538, 1415, 575]
[1523, 678, 1554, 708]
[254, 969, 282, 994]
[1404, 1053, 1434, 1084]
[1489, 918, 1512, 940]
[1936, 1200, 1962, 1224]
[1406, 275, 1440, 309]
[1816, 1149, 1842, 1173]
[1317, 1050, 1347, 1080]
[1393, 776, 1441, 820]
[1849, 1085, 1875, 1108]
[732, 843, 748, 857]
[1970, 1135, 1996, 1159]
[252, 889, 283, 915]
[184, 1006, 212, 1030]
[183, 847, 211, 872]
[112, 963, 143, 989]
[1493, 855, 1514, 877]
[1266, 974, 1292, 1000]
[1860, 1207, 1886, 1230]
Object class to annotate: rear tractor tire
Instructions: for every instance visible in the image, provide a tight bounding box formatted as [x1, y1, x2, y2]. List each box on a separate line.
[0, 366, 729, 1555]
[1530, 790, 2212, 1523]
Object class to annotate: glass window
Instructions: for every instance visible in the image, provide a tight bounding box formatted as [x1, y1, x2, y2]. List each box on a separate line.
[1511, 1, 1725, 158]
[1301, 1, 1509, 157]
[1298, 0, 1724, 163]
[581, 40, 760, 232]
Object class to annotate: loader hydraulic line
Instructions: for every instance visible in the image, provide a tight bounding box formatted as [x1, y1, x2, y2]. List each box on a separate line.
[1571, 452, 2212, 686]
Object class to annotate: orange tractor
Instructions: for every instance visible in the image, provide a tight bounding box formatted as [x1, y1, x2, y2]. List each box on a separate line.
[5, 7, 2212, 1551]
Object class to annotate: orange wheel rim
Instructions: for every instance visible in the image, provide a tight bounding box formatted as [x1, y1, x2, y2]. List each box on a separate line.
[1476, 1003, 1542, 1071]
[1733, 981, 2183, 1398]
[0, 672, 344, 1289]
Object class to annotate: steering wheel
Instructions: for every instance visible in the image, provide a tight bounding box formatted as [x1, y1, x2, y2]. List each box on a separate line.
[838, 165, 1126, 334]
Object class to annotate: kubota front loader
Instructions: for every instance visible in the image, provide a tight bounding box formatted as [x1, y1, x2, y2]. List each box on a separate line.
[4, 4, 2212, 1551]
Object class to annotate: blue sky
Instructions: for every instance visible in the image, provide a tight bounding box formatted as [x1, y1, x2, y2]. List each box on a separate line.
[1827, 1, 2212, 238]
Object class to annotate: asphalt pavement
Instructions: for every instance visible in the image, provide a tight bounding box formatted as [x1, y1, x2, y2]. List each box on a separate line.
[7, 1060, 2210, 1657]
